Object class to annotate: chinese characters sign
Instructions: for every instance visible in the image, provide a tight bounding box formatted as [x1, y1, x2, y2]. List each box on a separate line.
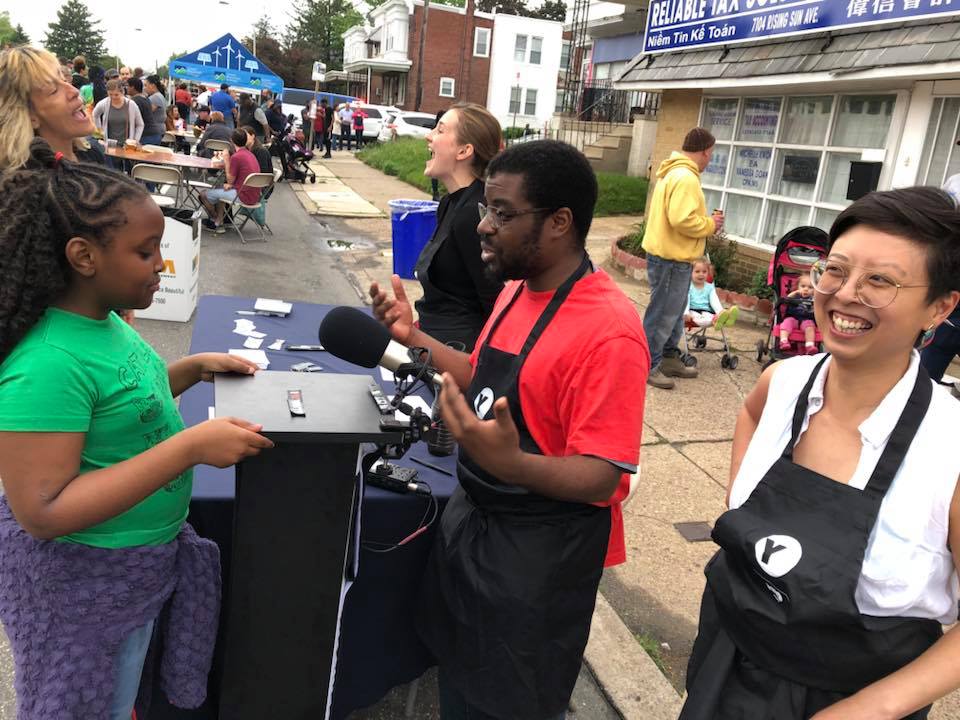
[643, 0, 960, 55]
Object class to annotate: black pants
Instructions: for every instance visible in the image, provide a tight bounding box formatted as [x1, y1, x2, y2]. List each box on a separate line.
[340, 127, 352, 151]
[354, 128, 364, 149]
[437, 669, 566, 720]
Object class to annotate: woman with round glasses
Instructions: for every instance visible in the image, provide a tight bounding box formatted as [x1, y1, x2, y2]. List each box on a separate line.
[402, 103, 504, 350]
[680, 187, 960, 720]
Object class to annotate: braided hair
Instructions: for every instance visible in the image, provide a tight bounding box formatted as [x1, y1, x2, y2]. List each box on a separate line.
[0, 138, 150, 362]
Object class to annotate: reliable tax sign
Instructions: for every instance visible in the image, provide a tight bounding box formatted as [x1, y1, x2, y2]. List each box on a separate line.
[644, 0, 960, 54]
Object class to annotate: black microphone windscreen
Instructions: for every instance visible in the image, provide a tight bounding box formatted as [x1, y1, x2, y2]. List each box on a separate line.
[318, 306, 391, 368]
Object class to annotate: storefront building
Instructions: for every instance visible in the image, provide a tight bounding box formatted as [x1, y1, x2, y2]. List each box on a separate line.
[615, 0, 960, 266]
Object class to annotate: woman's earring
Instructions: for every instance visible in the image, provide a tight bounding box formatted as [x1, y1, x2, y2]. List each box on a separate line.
[918, 324, 937, 350]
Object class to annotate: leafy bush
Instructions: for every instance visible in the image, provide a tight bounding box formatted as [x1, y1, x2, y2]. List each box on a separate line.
[617, 222, 646, 256]
[746, 269, 775, 300]
[706, 230, 738, 291]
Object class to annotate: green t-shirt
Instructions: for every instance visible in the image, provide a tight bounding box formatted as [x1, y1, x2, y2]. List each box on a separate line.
[80, 84, 93, 106]
[0, 308, 192, 548]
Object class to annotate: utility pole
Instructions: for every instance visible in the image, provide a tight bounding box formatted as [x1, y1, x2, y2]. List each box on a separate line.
[414, 0, 430, 111]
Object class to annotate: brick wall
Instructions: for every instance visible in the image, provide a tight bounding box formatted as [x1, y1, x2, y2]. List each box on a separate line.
[723, 240, 772, 292]
[404, 6, 492, 115]
[644, 88, 703, 214]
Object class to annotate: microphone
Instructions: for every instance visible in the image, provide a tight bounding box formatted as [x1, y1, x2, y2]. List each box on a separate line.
[319, 306, 442, 387]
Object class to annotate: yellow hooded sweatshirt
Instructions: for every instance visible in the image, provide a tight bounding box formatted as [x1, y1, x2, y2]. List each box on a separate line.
[641, 152, 716, 263]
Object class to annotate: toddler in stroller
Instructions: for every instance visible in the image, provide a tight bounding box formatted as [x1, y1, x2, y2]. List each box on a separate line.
[778, 275, 818, 353]
[682, 257, 740, 370]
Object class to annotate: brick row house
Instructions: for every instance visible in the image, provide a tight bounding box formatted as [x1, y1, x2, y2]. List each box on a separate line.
[342, 0, 563, 130]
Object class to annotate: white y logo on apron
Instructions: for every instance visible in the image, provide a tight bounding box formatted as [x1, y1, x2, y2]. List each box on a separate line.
[754, 535, 803, 578]
[473, 387, 494, 418]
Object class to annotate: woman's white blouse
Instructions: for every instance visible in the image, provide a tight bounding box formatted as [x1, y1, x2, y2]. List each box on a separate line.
[730, 352, 960, 625]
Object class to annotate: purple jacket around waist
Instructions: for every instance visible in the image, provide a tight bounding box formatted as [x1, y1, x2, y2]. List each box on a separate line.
[0, 497, 220, 719]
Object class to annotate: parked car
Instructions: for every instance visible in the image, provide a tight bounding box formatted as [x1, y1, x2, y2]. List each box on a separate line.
[378, 111, 438, 142]
[279, 88, 357, 131]
[348, 103, 400, 142]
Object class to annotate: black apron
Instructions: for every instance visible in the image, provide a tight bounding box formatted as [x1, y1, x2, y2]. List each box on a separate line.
[414, 179, 486, 349]
[417, 255, 612, 720]
[681, 356, 942, 720]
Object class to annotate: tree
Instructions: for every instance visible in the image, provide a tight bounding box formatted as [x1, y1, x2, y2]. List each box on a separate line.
[242, 15, 287, 82]
[11, 24, 29, 45]
[0, 14, 30, 47]
[43, 0, 107, 63]
[284, 0, 363, 76]
[476, 0, 528, 14]
[531, 0, 567, 21]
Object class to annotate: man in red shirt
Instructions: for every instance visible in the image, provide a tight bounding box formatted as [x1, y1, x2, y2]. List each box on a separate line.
[199, 129, 262, 234]
[370, 140, 648, 719]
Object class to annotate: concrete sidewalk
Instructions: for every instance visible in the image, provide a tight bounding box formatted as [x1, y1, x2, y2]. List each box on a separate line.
[316, 152, 960, 720]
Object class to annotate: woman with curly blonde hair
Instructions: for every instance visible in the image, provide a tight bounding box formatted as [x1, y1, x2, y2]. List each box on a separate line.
[0, 45, 104, 171]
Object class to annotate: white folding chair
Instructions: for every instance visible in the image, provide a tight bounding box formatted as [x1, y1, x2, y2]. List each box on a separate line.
[161, 131, 177, 146]
[204, 139, 233, 154]
[131, 163, 182, 208]
[218, 172, 275, 243]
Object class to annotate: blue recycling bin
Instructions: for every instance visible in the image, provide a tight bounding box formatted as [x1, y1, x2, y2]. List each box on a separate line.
[388, 199, 439, 280]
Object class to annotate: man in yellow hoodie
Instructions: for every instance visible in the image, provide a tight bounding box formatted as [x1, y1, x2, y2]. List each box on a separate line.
[642, 127, 725, 390]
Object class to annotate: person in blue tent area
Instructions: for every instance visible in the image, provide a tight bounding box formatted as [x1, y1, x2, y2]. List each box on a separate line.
[210, 83, 237, 129]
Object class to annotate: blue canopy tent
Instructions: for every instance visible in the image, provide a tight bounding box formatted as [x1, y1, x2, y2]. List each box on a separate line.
[170, 33, 283, 94]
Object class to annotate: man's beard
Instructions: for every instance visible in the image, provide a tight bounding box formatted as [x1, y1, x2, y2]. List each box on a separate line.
[483, 218, 545, 282]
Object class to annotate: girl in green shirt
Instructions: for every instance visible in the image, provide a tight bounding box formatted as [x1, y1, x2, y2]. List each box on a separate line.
[0, 139, 273, 718]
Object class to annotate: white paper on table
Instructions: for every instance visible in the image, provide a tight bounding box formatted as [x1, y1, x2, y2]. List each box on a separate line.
[268, 339, 285, 350]
[243, 336, 264, 349]
[207, 406, 216, 420]
[228, 349, 270, 369]
[247, 330, 267, 339]
[379, 366, 393, 382]
[255, 298, 293, 315]
[388, 394, 431, 422]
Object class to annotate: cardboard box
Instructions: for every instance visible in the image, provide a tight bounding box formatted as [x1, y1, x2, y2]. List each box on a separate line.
[136, 210, 201, 322]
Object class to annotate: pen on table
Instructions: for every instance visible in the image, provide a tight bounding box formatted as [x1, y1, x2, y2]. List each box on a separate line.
[410, 457, 454, 477]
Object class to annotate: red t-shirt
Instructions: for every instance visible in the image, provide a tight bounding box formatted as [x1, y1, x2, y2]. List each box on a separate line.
[469, 269, 650, 566]
[230, 148, 261, 205]
[174, 88, 192, 107]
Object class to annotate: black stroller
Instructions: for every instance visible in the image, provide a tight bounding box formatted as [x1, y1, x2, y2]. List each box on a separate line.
[276, 115, 316, 184]
[755, 226, 830, 367]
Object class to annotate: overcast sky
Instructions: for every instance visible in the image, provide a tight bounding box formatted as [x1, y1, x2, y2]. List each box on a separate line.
[2, 0, 620, 70]
[0, 0, 300, 69]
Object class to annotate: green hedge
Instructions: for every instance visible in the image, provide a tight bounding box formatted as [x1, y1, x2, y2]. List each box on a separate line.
[357, 138, 649, 216]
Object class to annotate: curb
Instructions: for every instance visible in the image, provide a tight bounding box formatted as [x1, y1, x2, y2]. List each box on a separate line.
[585, 593, 683, 720]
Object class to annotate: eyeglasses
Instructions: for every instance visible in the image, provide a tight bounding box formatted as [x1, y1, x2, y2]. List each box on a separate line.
[478, 202, 554, 230]
[810, 259, 929, 309]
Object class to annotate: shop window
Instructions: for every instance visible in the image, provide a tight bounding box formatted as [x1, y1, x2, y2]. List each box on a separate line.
[919, 97, 960, 187]
[703, 189, 723, 215]
[702, 144, 730, 186]
[771, 149, 821, 201]
[737, 98, 781, 144]
[830, 95, 895, 148]
[724, 194, 763, 240]
[729, 146, 772, 193]
[779, 96, 832, 146]
[814, 207, 841, 234]
[819, 152, 861, 205]
[764, 200, 810, 245]
[702, 98, 738, 142]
